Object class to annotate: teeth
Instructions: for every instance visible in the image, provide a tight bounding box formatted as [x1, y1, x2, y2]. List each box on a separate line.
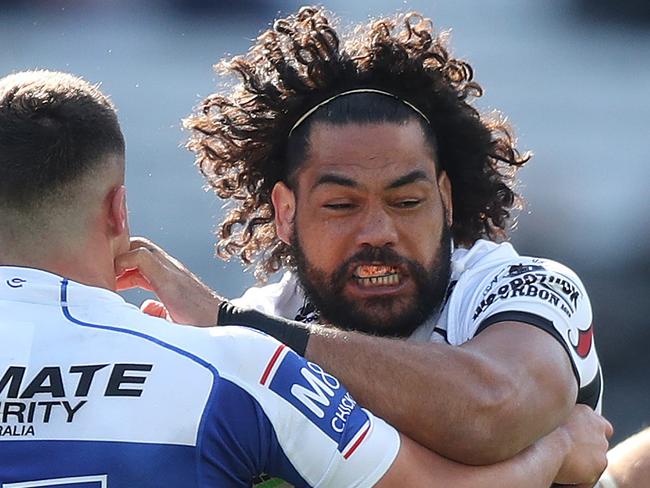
[356, 272, 400, 287]
[355, 265, 399, 279]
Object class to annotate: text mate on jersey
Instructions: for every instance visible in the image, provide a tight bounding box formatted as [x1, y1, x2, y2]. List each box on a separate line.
[0, 363, 152, 436]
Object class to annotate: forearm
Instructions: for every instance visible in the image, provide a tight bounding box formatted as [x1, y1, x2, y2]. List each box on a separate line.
[306, 320, 578, 464]
[382, 429, 569, 488]
[217, 304, 573, 463]
[305, 327, 515, 464]
[462, 429, 569, 488]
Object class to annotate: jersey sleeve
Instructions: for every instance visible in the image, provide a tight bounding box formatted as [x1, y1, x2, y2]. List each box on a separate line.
[232, 285, 280, 315]
[451, 259, 602, 410]
[200, 326, 401, 487]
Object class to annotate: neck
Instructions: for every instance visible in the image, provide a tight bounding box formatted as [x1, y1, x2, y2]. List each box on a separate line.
[0, 232, 115, 291]
[0, 159, 126, 291]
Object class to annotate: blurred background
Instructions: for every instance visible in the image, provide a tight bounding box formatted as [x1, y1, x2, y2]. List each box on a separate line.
[1, 0, 648, 444]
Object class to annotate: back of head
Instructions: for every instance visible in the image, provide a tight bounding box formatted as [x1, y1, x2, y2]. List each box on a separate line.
[0, 70, 128, 287]
[0, 70, 124, 210]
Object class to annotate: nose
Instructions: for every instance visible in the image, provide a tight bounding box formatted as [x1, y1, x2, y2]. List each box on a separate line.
[354, 202, 398, 248]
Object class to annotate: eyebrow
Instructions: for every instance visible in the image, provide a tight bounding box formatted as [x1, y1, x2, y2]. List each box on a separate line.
[311, 169, 433, 192]
[312, 174, 360, 191]
[385, 170, 432, 189]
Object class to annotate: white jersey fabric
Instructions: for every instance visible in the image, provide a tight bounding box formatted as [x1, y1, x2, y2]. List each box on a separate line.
[234, 240, 603, 411]
[0, 266, 399, 488]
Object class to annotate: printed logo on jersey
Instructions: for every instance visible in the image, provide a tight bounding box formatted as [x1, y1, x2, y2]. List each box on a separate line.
[261, 345, 371, 456]
[505, 264, 546, 277]
[6, 277, 27, 289]
[481, 265, 546, 297]
[473, 266, 582, 321]
[0, 363, 152, 437]
[294, 299, 320, 324]
[569, 322, 594, 358]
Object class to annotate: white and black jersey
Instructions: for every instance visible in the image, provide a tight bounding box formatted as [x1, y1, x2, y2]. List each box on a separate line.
[234, 239, 603, 411]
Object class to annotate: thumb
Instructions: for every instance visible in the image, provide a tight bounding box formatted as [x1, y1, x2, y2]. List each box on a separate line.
[141, 299, 170, 320]
[115, 247, 167, 294]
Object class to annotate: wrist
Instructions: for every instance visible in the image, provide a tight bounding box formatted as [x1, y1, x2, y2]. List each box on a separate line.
[188, 287, 222, 326]
[216, 302, 311, 355]
[203, 290, 223, 325]
[545, 426, 572, 461]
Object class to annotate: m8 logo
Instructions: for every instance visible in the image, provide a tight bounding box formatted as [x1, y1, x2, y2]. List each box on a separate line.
[262, 345, 370, 450]
[290, 362, 341, 418]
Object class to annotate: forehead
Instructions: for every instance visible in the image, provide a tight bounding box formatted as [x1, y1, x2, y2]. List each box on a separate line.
[300, 121, 437, 183]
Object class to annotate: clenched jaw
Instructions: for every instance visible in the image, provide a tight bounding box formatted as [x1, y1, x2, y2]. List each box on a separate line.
[353, 265, 401, 287]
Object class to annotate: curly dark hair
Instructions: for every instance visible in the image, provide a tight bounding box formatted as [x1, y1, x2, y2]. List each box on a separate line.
[185, 6, 530, 280]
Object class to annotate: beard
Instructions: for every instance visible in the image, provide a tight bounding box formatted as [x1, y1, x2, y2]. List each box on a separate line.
[290, 222, 452, 338]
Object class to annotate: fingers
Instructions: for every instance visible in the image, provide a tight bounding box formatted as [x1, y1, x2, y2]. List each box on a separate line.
[129, 237, 181, 266]
[114, 236, 221, 326]
[115, 268, 154, 292]
[114, 246, 168, 293]
[121, 236, 187, 274]
[129, 236, 166, 254]
[141, 299, 169, 319]
[557, 406, 611, 487]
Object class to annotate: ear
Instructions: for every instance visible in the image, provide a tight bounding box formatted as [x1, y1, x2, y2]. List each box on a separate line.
[437, 171, 453, 227]
[108, 185, 129, 238]
[271, 181, 296, 245]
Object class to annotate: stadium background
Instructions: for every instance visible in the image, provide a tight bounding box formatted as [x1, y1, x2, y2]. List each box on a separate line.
[2, 0, 648, 445]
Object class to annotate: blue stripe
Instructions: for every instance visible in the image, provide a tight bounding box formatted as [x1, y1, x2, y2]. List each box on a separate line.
[58, 279, 219, 483]
[1, 439, 197, 487]
[59, 280, 218, 371]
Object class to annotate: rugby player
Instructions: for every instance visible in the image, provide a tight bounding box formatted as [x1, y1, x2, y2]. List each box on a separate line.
[123, 6, 604, 480]
[0, 71, 611, 487]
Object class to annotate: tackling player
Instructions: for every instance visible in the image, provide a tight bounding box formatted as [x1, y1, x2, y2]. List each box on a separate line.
[125, 6, 604, 479]
[0, 71, 611, 487]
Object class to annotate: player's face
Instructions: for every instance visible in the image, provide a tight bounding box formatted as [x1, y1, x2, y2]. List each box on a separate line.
[273, 121, 454, 336]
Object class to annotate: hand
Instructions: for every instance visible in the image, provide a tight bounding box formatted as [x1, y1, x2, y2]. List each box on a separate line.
[554, 404, 613, 486]
[115, 237, 222, 326]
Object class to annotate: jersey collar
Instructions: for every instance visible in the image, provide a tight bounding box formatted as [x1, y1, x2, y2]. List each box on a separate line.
[0, 265, 127, 307]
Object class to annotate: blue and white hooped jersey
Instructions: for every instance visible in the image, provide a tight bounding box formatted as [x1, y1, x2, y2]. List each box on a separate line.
[0, 267, 400, 487]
